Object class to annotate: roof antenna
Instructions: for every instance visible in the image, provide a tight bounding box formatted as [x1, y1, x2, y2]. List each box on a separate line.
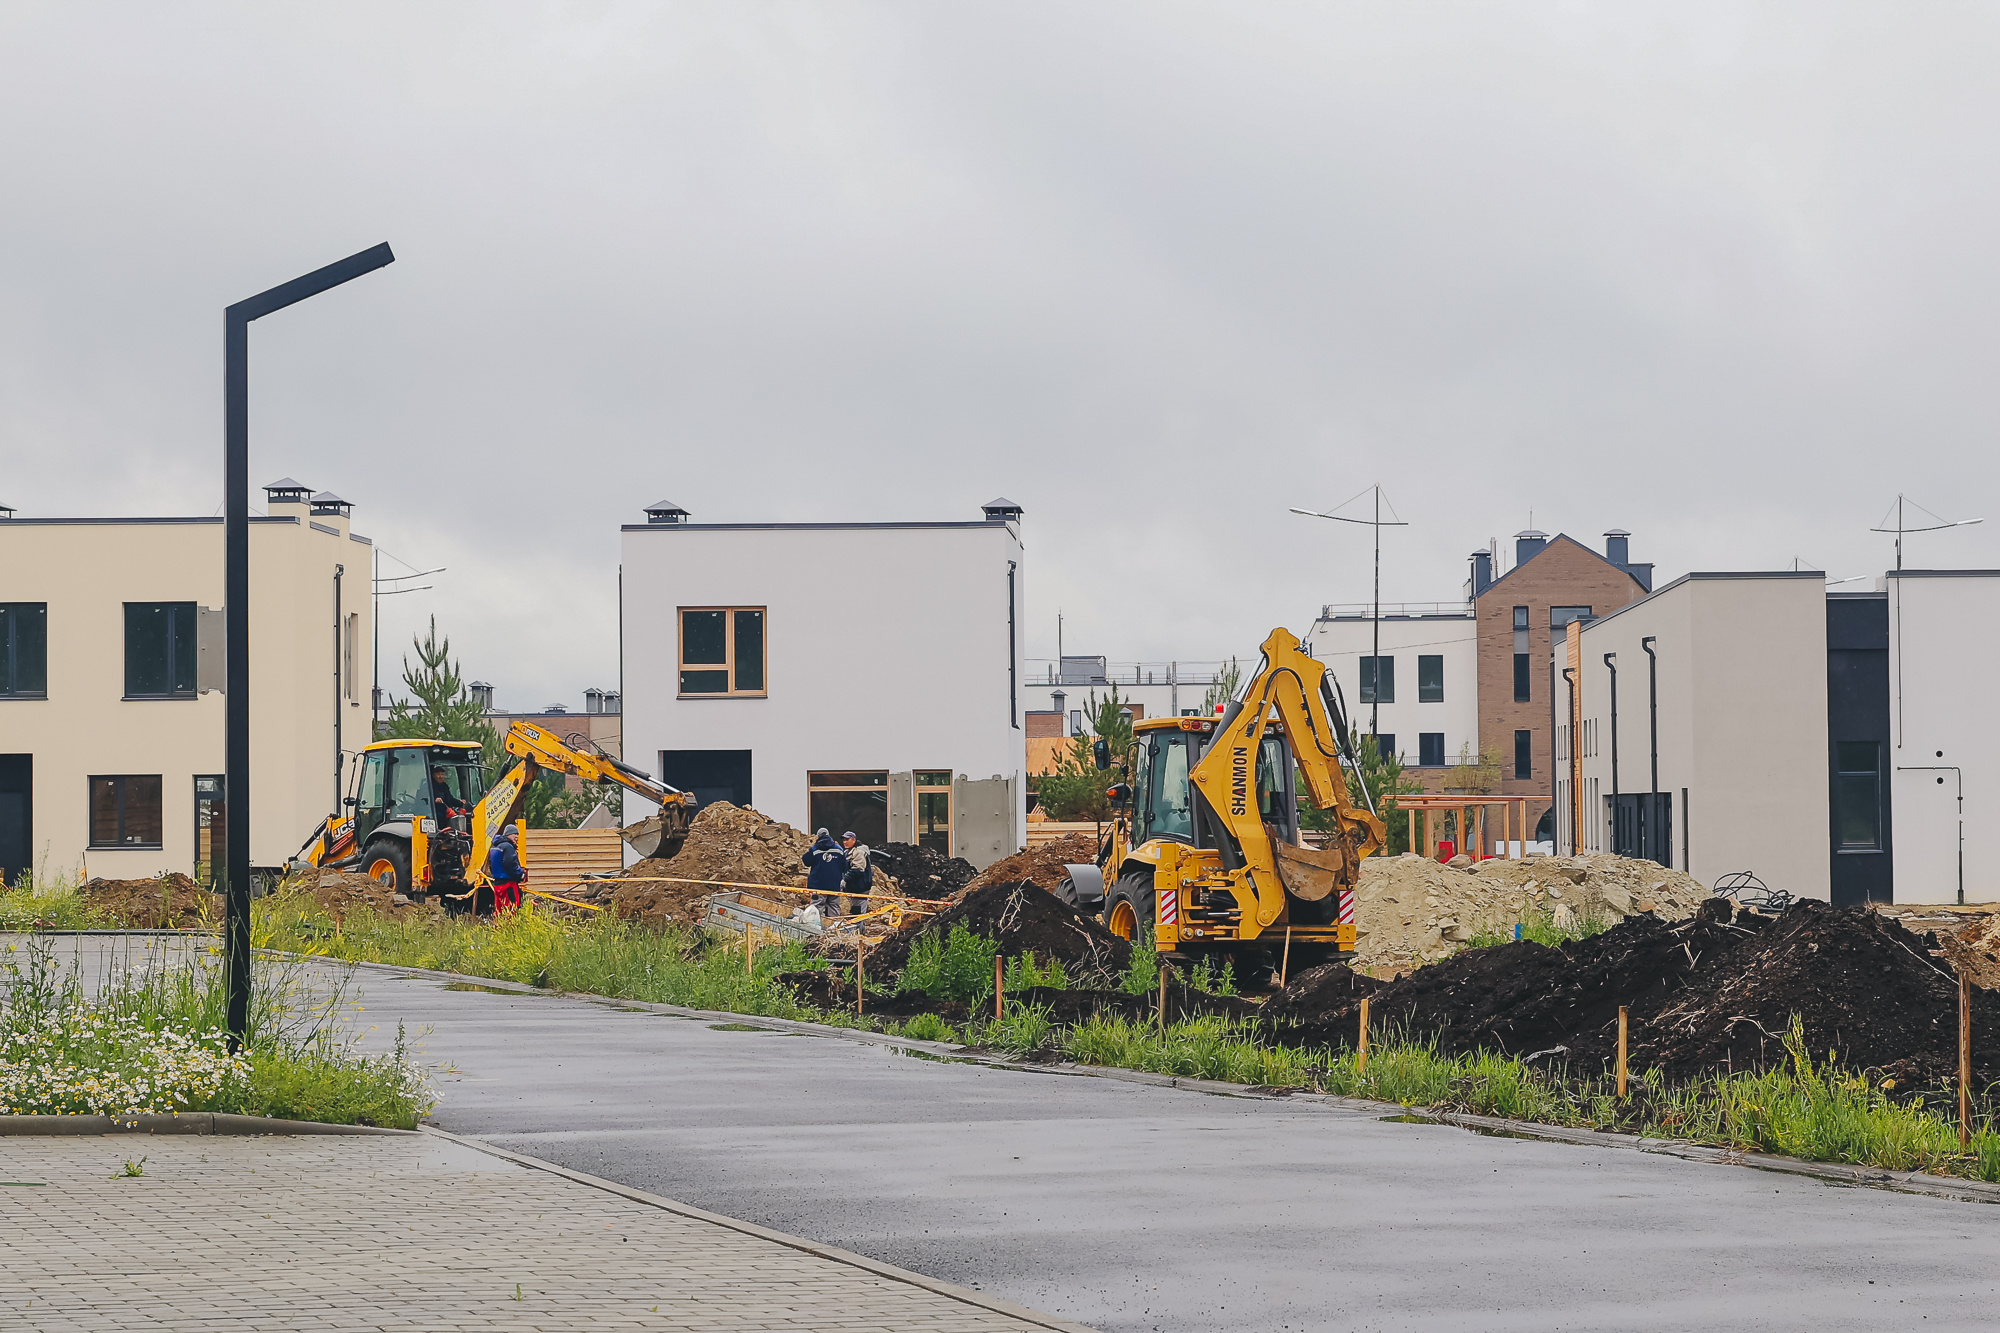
[1870, 493, 1982, 572]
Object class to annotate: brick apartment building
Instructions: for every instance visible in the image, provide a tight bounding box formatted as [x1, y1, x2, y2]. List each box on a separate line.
[1473, 530, 1652, 837]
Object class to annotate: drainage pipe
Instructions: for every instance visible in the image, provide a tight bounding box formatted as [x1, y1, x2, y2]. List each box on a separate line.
[1562, 667, 1578, 854]
[1641, 636, 1659, 794]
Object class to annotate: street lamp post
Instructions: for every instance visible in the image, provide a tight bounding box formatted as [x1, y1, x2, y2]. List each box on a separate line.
[1290, 486, 1407, 740]
[225, 243, 395, 1048]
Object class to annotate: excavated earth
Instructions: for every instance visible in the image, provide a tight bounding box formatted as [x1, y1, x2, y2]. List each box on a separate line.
[1352, 851, 1714, 970]
[856, 878, 1133, 980]
[961, 833, 1100, 896]
[1262, 898, 2000, 1089]
[280, 866, 441, 921]
[79, 874, 219, 929]
[868, 843, 976, 899]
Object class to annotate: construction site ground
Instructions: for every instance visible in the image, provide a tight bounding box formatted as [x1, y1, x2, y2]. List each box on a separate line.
[28, 937, 1969, 1333]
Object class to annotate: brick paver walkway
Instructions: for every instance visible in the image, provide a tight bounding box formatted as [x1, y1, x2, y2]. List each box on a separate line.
[0, 1132, 1091, 1332]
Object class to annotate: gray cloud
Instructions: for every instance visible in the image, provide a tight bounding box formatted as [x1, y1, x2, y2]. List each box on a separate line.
[5, 3, 1997, 706]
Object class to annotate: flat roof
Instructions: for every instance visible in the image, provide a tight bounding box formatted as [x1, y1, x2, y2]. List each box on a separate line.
[0, 515, 302, 525]
[622, 520, 1015, 533]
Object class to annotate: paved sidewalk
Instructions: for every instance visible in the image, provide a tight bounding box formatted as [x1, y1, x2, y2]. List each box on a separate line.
[0, 1132, 1093, 1333]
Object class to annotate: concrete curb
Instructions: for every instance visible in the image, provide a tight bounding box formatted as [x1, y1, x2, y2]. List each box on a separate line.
[422, 1125, 1105, 1333]
[0, 1112, 415, 1137]
[325, 955, 2000, 1206]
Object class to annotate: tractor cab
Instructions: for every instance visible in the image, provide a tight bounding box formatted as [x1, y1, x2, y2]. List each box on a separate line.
[350, 740, 487, 843]
[1128, 716, 1298, 852]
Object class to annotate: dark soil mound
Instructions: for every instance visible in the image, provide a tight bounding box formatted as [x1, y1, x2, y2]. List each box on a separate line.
[774, 969, 970, 1021]
[1014, 984, 1260, 1027]
[867, 879, 1133, 979]
[1262, 897, 2000, 1088]
[964, 833, 1100, 895]
[1637, 899, 2000, 1088]
[80, 874, 219, 929]
[1258, 964, 1389, 1046]
[870, 843, 976, 898]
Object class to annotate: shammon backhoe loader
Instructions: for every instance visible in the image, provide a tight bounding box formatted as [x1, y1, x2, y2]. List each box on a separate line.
[295, 721, 696, 909]
[1059, 627, 1385, 983]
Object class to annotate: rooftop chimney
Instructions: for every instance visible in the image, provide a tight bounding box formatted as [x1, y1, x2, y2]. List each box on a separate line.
[584, 687, 605, 714]
[1469, 549, 1493, 597]
[468, 681, 494, 712]
[0, 501, 14, 519]
[263, 477, 312, 510]
[643, 500, 690, 525]
[981, 496, 1024, 523]
[1604, 529, 1630, 566]
[309, 490, 353, 520]
[1514, 529, 1548, 567]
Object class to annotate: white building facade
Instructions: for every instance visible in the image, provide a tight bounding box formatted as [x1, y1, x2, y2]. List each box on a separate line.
[1306, 605, 1479, 774]
[619, 500, 1027, 869]
[0, 482, 374, 885]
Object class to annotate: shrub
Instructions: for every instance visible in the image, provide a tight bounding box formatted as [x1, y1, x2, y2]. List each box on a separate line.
[897, 925, 999, 1006]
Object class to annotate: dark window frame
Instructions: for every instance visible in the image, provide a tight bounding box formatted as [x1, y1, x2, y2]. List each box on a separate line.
[88, 773, 164, 849]
[1368, 733, 1396, 765]
[1514, 729, 1533, 779]
[677, 607, 768, 698]
[1417, 654, 1444, 703]
[123, 602, 197, 700]
[1834, 740, 1883, 850]
[1359, 655, 1396, 704]
[1418, 733, 1445, 768]
[1513, 653, 1531, 702]
[0, 603, 48, 699]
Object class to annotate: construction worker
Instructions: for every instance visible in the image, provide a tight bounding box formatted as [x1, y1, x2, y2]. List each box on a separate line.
[841, 830, 873, 915]
[803, 828, 846, 916]
[487, 823, 525, 915]
[432, 766, 471, 828]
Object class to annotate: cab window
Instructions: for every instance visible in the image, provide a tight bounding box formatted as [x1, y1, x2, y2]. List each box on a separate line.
[1256, 735, 1287, 818]
[387, 749, 431, 816]
[1142, 732, 1194, 843]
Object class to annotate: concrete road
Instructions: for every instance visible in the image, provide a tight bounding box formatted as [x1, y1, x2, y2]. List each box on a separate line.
[331, 967, 2000, 1333]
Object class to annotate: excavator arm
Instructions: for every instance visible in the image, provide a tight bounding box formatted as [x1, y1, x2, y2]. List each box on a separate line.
[1187, 627, 1385, 934]
[462, 722, 696, 887]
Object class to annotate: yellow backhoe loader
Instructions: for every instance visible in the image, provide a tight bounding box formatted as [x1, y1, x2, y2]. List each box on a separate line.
[295, 721, 696, 907]
[1058, 627, 1385, 982]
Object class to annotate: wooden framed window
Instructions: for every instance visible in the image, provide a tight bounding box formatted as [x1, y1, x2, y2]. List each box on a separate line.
[915, 770, 953, 854]
[807, 771, 888, 845]
[89, 774, 163, 848]
[678, 607, 766, 697]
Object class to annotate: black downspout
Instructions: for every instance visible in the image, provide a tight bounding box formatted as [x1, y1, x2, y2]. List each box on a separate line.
[1561, 667, 1577, 854]
[1641, 637, 1658, 794]
[333, 564, 344, 809]
[1603, 653, 1619, 799]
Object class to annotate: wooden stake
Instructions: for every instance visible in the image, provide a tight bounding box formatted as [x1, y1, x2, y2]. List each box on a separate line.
[745, 924, 754, 975]
[1960, 969, 1973, 1153]
[1158, 963, 1168, 1034]
[856, 943, 865, 1017]
[1617, 1005, 1629, 1099]
[1280, 928, 1294, 988]
[995, 953, 1005, 1021]
[1357, 997, 1371, 1076]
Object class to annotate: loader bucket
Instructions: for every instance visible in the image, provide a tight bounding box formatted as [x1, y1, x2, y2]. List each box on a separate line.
[622, 809, 691, 861]
[1273, 839, 1351, 902]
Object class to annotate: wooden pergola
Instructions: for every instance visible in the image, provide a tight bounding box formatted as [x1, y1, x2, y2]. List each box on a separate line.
[1390, 793, 1552, 861]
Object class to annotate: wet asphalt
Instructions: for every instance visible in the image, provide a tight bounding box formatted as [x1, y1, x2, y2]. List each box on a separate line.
[325, 966, 2000, 1333]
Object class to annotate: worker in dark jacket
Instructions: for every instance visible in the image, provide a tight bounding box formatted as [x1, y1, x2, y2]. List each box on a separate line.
[803, 828, 847, 915]
[487, 823, 525, 915]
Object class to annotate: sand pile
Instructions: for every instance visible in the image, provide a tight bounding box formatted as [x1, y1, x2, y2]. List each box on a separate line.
[1263, 898, 2000, 1089]
[870, 843, 976, 898]
[79, 874, 219, 928]
[859, 879, 1132, 979]
[607, 802, 899, 930]
[963, 832, 1100, 896]
[1352, 851, 1713, 969]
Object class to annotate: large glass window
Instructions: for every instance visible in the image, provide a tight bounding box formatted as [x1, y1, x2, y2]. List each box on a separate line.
[808, 771, 888, 845]
[1513, 653, 1531, 702]
[915, 770, 952, 853]
[386, 748, 432, 817]
[0, 603, 47, 698]
[680, 607, 767, 696]
[1140, 732, 1193, 843]
[1359, 656, 1395, 703]
[1514, 729, 1533, 779]
[124, 603, 196, 698]
[89, 774, 163, 848]
[1419, 733, 1445, 768]
[1417, 655, 1443, 703]
[1835, 741, 1882, 849]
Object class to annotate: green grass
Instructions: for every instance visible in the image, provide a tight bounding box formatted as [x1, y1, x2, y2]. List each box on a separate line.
[1465, 907, 1613, 949]
[0, 873, 106, 930]
[1064, 1013, 1319, 1086]
[0, 937, 433, 1127]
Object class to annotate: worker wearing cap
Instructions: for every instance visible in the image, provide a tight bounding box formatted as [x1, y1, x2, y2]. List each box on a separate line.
[841, 831, 874, 915]
[487, 823, 525, 916]
[803, 828, 846, 916]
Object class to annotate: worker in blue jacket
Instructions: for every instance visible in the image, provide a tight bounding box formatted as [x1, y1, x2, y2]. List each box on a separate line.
[488, 823, 525, 915]
[803, 828, 847, 915]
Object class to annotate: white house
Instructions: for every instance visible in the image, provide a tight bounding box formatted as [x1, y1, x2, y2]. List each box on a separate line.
[1566, 572, 1831, 899]
[619, 498, 1027, 869]
[0, 481, 374, 885]
[1306, 604, 1478, 774]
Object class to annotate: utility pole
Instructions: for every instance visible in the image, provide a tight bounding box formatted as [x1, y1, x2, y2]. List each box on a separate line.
[1291, 485, 1408, 741]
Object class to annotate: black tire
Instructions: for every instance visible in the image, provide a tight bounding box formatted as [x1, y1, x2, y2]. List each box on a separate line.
[359, 839, 410, 897]
[1103, 871, 1152, 942]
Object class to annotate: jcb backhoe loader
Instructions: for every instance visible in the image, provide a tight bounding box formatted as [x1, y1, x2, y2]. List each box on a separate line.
[1059, 628, 1385, 982]
[295, 722, 696, 905]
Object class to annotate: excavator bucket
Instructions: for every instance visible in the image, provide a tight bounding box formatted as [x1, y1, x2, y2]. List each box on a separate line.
[1272, 839, 1352, 902]
[622, 808, 691, 861]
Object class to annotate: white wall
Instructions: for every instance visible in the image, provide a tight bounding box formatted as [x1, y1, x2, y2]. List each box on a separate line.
[620, 519, 1026, 857]
[1887, 571, 2000, 903]
[1306, 615, 1478, 769]
[1574, 573, 1829, 898]
[0, 502, 373, 879]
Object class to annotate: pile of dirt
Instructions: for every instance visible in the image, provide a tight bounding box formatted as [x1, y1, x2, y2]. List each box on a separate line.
[281, 866, 440, 921]
[1943, 914, 2000, 991]
[860, 878, 1133, 979]
[79, 874, 219, 928]
[962, 832, 1100, 896]
[1012, 983, 1260, 1027]
[1263, 898, 2000, 1089]
[1351, 851, 1714, 969]
[607, 802, 898, 930]
[870, 843, 976, 899]
[1258, 962, 1386, 1033]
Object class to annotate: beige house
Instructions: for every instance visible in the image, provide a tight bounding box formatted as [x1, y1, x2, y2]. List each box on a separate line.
[0, 480, 374, 885]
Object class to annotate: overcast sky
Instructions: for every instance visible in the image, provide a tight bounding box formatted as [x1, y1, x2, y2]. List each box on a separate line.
[7, 3, 2000, 708]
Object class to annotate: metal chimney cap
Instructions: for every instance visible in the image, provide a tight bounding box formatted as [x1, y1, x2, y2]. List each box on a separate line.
[1603, 528, 1631, 537]
[643, 499, 690, 524]
[1514, 529, 1548, 539]
[981, 496, 1024, 521]
[263, 477, 313, 503]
